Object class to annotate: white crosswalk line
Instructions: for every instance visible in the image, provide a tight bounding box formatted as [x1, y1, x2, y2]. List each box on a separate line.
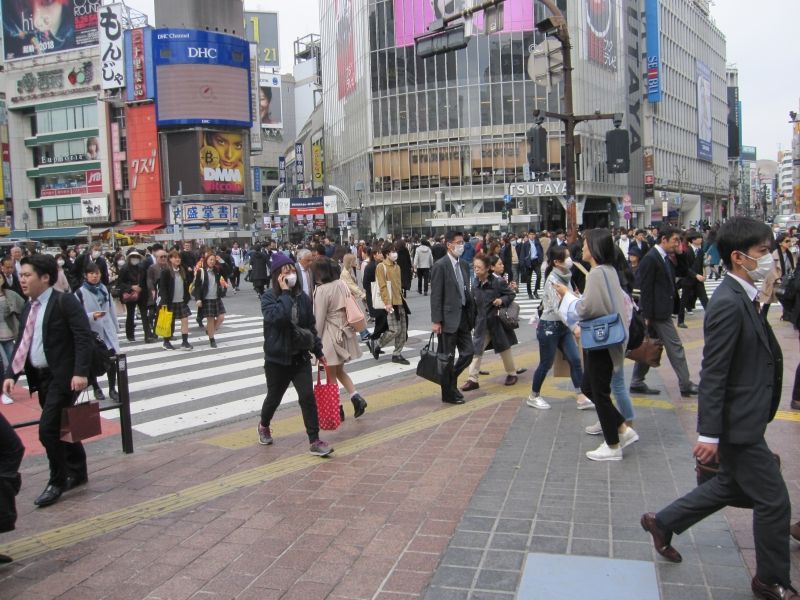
[132, 357, 422, 437]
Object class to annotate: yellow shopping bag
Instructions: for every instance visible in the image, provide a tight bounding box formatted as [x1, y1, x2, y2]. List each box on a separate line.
[154, 305, 174, 338]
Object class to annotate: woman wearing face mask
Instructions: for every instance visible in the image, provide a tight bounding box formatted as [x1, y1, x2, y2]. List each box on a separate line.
[158, 250, 193, 350]
[258, 253, 333, 457]
[117, 250, 153, 342]
[368, 242, 410, 365]
[527, 245, 592, 411]
[192, 253, 227, 348]
[76, 263, 120, 401]
[461, 254, 520, 391]
[53, 253, 71, 293]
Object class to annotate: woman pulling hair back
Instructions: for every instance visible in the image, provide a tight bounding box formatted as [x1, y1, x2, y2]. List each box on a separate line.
[555, 229, 637, 462]
[258, 253, 333, 457]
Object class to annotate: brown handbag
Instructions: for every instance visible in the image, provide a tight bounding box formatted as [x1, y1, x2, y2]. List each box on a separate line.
[625, 336, 663, 367]
[60, 395, 102, 443]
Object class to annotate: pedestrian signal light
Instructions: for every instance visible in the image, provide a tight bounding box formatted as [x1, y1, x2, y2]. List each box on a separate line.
[606, 128, 630, 174]
[527, 125, 548, 174]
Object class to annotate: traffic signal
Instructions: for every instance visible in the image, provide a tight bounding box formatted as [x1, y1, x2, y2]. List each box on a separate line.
[605, 128, 630, 174]
[415, 23, 469, 59]
[527, 126, 548, 174]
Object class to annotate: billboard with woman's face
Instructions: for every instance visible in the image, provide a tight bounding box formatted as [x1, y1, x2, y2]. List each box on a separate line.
[199, 130, 245, 195]
[2, 0, 101, 61]
[259, 74, 282, 129]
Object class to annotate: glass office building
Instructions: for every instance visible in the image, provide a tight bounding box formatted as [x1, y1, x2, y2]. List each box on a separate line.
[321, 0, 643, 236]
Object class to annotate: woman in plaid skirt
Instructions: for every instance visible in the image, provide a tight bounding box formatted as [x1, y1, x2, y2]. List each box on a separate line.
[193, 254, 227, 349]
[158, 251, 194, 350]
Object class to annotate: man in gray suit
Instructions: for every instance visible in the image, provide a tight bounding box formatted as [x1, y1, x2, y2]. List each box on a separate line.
[641, 218, 796, 600]
[430, 231, 475, 404]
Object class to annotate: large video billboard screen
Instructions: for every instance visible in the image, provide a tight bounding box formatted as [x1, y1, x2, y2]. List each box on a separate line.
[393, 0, 533, 47]
[164, 130, 247, 198]
[153, 29, 251, 127]
[259, 73, 282, 129]
[2, 0, 101, 61]
[243, 11, 279, 69]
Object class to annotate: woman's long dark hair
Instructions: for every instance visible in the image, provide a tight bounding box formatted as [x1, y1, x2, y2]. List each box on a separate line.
[584, 229, 616, 265]
[543, 244, 569, 282]
[270, 265, 301, 297]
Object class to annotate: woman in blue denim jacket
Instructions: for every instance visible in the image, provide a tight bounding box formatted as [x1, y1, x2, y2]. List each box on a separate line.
[527, 245, 594, 411]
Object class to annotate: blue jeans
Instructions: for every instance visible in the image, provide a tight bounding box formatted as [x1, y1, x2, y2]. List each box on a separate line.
[532, 320, 582, 393]
[610, 368, 634, 421]
[0, 340, 13, 373]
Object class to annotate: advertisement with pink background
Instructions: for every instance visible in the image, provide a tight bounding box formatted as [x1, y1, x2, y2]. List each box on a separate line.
[393, 0, 534, 47]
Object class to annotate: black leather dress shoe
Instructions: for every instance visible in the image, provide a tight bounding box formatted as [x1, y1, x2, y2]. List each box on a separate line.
[34, 484, 63, 507]
[461, 380, 479, 392]
[391, 355, 410, 365]
[65, 474, 88, 491]
[453, 389, 464, 401]
[442, 397, 466, 405]
[680, 383, 699, 397]
[752, 577, 800, 599]
[629, 384, 661, 395]
[640, 513, 682, 563]
[0, 553, 12, 563]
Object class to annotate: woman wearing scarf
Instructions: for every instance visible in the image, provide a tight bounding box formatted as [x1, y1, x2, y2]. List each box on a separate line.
[76, 263, 120, 401]
[527, 245, 593, 411]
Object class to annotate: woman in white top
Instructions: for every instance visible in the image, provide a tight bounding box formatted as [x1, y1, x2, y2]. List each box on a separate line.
[77, 263, 120, 401]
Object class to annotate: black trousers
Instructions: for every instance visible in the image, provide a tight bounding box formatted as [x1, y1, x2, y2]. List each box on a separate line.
[261, 356, 320, 443]
[524, 261, 542, 297]
[678, 281, 709, 323]
[417, 268, 431, 294]
[35, 369, 87, 488]
[581, 349, 625, 445]
[438, 311, 474, 401]
[0, 412, 23, 533]
[230, 268, 241, 289]
[124, 298, 152, 339]
[657, 439, 791, 588]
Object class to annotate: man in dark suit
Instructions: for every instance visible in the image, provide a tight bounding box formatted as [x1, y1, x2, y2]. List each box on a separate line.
[641, 217, 796, 600]
[518, 231, 544, 299]
[71, 241, 109, 290]
[1, 257, 23, 297]
[3, 254, 93, 508]
[431, 236, 447, 261]
[683, 232, 709, 314]
[430, 231, 475, 404]
[633, 229, 650, 256]
[630, 227, 698, 396]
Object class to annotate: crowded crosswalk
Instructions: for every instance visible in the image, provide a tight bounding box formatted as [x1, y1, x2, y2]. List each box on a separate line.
[99, 276, 728, 440]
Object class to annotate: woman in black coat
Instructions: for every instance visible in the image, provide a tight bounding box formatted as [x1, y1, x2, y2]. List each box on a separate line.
[118, 250, 153, 342]
[461, 253, 520, 391]
[158, 250, 193, 350]
[395, 240, 413, 297]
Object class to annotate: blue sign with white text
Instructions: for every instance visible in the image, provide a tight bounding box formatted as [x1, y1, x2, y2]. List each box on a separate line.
[645, 0, 662, 103]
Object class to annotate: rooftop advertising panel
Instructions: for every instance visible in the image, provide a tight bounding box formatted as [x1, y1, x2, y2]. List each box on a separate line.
[152, 29, 251, 128]
[393, 0, 533, 47]
[2, 0, 101, 61]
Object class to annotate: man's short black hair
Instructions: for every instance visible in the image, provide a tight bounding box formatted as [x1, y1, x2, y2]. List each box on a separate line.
[21, 254, 57, 286]
[687, 231, 703, 243]
[445, 231, 464, 244]
[657, 226, 682, 243]
[717, 217, 773, 270]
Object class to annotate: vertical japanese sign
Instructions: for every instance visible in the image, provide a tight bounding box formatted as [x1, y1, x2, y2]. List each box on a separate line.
[249, 43, 263, 153]
[586, 0, 617, 72]
[696, 60, 713, 162]
[111, 122, 125, 192]
[295, 143, 305, 186]
[278, 156, 286, 185]
[645, 0, 662, 102]
[1, 144, 10, 203]
[253, 167, 262, 193]
[130, 28, 147, 101]
[311, 134, 324, 188]
[99, 3, 125, 90]
[335, 0, 356, 99]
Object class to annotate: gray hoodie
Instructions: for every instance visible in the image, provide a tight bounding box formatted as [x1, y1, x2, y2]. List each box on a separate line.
[413, 244, 434, 269]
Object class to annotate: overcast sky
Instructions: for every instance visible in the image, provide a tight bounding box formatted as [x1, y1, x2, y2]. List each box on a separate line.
[123, 0, 797, 161]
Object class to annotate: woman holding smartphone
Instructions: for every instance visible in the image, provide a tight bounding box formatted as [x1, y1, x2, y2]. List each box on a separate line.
[76, 263, 120, 401]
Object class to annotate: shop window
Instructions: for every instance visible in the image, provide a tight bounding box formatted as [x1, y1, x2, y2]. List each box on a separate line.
[404, 47, 416, 91]
[398, 95, 408, 135]
[408, 93, 418, 134]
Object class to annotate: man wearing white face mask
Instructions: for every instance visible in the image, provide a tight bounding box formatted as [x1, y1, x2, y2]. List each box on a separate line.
[641, 218, 794, 600]
[430, 231, 475, 404]
[71, 241, 109, 291]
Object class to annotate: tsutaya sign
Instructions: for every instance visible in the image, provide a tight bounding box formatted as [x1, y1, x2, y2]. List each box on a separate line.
[508, 181, 566, 197]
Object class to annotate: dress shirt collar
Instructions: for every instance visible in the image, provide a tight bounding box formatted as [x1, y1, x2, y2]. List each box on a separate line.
[36, 286, 54, 307]
[447, 252, 459, 269]
[655, 244, 668, 261]
[727, 272, 758, 302]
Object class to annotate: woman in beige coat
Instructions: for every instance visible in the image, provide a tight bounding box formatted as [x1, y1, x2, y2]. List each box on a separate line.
[341, 253, 371, 341]
[313, 258, 368, 419]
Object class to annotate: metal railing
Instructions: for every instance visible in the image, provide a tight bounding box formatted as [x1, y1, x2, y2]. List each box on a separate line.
[10, 354, 134, 454]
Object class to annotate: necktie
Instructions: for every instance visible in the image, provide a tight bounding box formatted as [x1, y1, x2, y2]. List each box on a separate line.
[752, 298, 761, 314]
[454, 262, 466, 306]
[12, 300, 40, 375]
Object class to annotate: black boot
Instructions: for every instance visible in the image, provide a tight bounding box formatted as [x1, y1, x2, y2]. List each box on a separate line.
[351, 393, 367, 418]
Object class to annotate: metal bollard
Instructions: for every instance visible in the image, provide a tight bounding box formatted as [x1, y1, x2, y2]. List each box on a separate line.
[114, 354, 134, 454]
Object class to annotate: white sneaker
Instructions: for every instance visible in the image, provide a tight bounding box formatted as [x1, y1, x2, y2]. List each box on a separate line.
[584, 421, 603, 435]
[576, 394, 594, 411]
[526, 394, 551, 410]
[586, 442, 623, 461]
[618, 427, 639, 449]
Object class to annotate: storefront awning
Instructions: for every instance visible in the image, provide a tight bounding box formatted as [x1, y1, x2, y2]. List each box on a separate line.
[6, 227, 89, 240]
[124, 223, 164, 234]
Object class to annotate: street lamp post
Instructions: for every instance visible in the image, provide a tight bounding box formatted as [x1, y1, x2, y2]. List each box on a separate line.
[170, 181, 185, 244]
